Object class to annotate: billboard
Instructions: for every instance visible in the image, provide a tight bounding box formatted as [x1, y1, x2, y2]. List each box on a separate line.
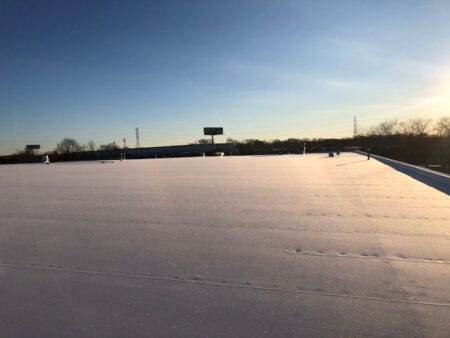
[26, 144, 41, 150]
[204, 127, 223, 135]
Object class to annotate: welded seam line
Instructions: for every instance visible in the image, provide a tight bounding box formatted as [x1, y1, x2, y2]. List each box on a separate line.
[1, 263, 449, 308]
[1, 216, 449, 240]
[285, 251, 450, 265]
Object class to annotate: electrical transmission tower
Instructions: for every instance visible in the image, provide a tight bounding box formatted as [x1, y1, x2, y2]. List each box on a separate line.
[135, 128, 140, 148]
[353, 116, 358, 138]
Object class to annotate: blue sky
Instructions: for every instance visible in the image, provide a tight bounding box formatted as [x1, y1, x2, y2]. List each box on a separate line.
[1, 0, 450, 154]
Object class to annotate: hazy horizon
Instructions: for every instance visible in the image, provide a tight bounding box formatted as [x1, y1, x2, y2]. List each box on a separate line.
[1, 0, 450, 155]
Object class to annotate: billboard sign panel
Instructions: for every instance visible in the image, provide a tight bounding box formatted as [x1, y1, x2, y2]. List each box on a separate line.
[204, 127, 223, 135]
[26, 144, 41, 150]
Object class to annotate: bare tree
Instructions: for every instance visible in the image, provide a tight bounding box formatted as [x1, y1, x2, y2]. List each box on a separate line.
[367, 120, 401, 136]
[195, 139, 211, 144]
[55, 138, 84, 154]
[364, 118, 433, 136]
[357, 126, 368, 136]
[377, 119, 400, 135]
[399, 118, 431, 136]
[398, 121, 409, 135]
[434, 116, 450, 137]
[86, 140, 96, 151]
[99, 142, 119, 151]
[226, 138, 239, 144]
[16, 147, 34, 155]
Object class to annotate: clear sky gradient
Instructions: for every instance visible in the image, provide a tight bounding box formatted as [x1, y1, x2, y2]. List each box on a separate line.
[1, 0, 450, 154]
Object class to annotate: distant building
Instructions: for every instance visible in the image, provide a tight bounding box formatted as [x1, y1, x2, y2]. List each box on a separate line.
[123, 143, 235, 158]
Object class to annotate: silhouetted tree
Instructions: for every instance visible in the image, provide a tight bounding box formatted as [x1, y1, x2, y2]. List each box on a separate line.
[99, 142, 119, 151]
[86, 140, 96, 151]
[226, 138, 239, 144]
[195, 139, 211, 144]
[375, 119, 401, 135]
[401, 118, 432, 136]
[434, 116, 450, 137]
[55, 138, 84, 154]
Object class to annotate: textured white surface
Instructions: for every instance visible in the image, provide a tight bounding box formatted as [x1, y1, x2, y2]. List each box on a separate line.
[1, 153, 449, 336]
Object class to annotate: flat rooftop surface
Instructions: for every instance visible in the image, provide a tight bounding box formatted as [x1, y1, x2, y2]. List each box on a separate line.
[1, 153, 449, 337]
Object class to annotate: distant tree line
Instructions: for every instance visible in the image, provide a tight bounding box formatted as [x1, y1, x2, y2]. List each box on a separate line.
[361, 117, 450, 137]
[1, 117, 449, 173]
[356, 117, 449, 172]
[0, 138, 122, 164]
[223, 117, 449, 173]
[54, 138, 121, 154]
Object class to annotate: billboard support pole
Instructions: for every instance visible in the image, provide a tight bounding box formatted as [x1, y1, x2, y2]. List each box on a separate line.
[26, 144, 40, 158]
[203, 127, 223, 156]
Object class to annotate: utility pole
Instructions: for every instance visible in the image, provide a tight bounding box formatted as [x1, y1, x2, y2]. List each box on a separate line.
[353, 116, 358, 138]
[135, 128, 140, 148]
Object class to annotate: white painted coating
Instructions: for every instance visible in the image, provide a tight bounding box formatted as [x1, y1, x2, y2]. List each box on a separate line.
[0, 153, 449, 336]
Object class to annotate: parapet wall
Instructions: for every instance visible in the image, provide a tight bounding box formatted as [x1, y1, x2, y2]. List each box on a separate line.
[355, 150, 450, 195]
